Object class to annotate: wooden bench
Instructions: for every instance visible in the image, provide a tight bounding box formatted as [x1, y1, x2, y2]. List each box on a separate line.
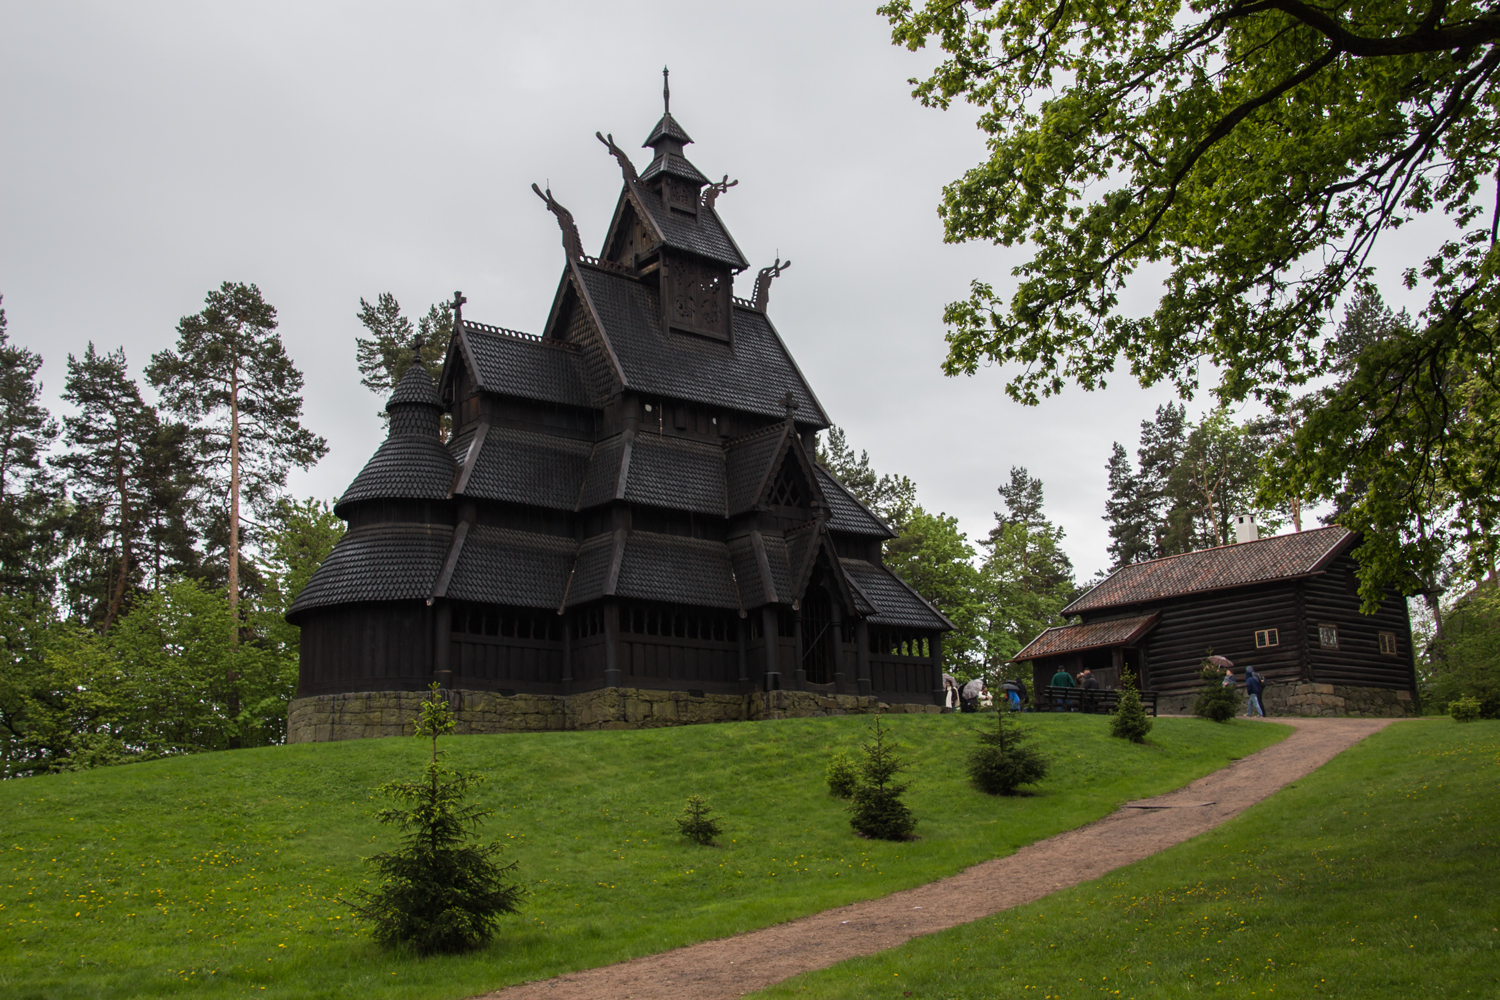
[1042, 685, 1158, 717]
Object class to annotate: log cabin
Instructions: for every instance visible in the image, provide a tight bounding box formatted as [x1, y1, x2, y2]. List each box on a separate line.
[1012, 526, 1419, 717]
[284, 92, 952, 740]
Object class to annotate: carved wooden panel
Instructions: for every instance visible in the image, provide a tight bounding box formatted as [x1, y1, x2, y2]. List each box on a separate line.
[666, 176, 699, 214]
[663, 252, 730, 341]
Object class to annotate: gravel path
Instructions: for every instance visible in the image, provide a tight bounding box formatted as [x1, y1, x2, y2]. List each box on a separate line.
[475, 716, 1391, 1000]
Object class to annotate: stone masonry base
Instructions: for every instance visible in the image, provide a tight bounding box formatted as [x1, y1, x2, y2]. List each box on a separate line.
[286, 687, 942, 743]
[1154, 682, 1415, 719]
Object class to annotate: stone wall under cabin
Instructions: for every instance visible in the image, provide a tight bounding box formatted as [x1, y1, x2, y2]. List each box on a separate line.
[286, 687, 943, 743]
[1154, 681, 1416, 718]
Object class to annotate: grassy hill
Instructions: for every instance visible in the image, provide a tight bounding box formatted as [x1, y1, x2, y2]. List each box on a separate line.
[756, 718, 1500, 999]
[0, 712, 1288, 999]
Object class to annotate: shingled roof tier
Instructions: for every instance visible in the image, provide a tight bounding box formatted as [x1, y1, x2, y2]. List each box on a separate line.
[639, 153, 710, 185]
[289, 523, 454, 618]
[337, 362, 456, 515]
[1012, 614, 1161, 662]
[840, 559, 952, 630]
[443, 526, 577, 610]
[1065, 526, 1353, 614]
[450, 426, 594, 510]
[458, 323, 598, 408]
[815, 467, 894, 538]
[574, 265, 826, 425]
[628, 186, 748, 269]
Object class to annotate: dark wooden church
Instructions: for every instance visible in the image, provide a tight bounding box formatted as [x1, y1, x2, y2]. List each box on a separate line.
[1013, 526, 1419, 717]
[286, 91, 951, 738]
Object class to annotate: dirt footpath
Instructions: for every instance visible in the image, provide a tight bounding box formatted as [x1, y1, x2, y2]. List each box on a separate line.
[475, 716, 1391, 1000]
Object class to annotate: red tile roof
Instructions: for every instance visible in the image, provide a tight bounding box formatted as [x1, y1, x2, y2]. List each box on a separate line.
[1013, 613, 1160, 661]
[1065, 526, 1353, 614]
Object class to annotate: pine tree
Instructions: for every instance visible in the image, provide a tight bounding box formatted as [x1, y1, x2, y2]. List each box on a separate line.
[1103, 442, 1155, 569]
[849, 717, 916, 840]
[52, 344, 159, 629]
[0, 296, 61, 597]
[1110, 672, 1153, 743]
[350, 684, 523, 954]
[978, 468, 1075, 669]
[146, 282, 328, 613]
[356, 294, 451, 396]
[966, 708, 1050, 794]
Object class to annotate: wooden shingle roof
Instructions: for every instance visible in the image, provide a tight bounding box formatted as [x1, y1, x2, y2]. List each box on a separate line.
[1064, 526, 1353, 614]
[1013, 613, 1160, 661]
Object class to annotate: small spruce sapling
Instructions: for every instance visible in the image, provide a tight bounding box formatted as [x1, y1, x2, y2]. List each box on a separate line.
[966, 707, 1050, 794]
[826, 750, 858, 798]
[1110, 672, 1153, 743]
[849, 717, 916, 840]
[1193, 654, 1240, 723]
[676, 795, 723, 845]
[348, 684, 522, 954]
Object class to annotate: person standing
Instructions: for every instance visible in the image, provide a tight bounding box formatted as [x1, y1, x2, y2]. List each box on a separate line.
[1245, 666, 1266, 717]
[1049, 666, 1076, 712]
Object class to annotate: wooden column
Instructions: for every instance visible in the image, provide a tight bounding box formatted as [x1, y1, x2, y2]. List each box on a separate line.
[830, 602, 846, 693]
[560, 612, 573, 684]
[433, 600, 453, 689]
[793, 607, 806, 689]
[855, 619, 871, 696]
[762, 606, 781, 690]
[603, 599, 622, 688]
[929, 632, 944, 705]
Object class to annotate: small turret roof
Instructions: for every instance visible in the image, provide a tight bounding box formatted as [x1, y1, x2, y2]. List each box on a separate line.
[643, 112, 693, 148]
[386, 359, 442, 411]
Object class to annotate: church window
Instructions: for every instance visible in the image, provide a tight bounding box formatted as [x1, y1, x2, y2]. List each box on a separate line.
[1255, 628, 1279, 648]
[1318, 623, 1339, 649]
[1378, 631, 1398, 655]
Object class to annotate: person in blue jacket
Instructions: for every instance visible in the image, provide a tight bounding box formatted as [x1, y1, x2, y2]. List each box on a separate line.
[1244, 665, 1266, 717]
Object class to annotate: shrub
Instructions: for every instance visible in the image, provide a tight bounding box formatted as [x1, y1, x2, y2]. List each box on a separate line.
[826, 750, 858, 798]
[1193, 660, 1240, 723]
[676, 795, 723, 845]
[1450, 694, 1483, 723]
[348, 684, 522, 954]
[849, 717, 916, 840]
[966, 708, 1050, 794]
[1110, 673, 1154, 743]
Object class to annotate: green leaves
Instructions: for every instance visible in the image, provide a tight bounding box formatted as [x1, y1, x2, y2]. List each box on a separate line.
[886, 1, 1500, 406]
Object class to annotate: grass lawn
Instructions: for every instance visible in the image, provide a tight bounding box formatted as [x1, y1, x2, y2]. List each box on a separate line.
[753, 718, 1500, 1000]
[0, 712, 1286, 999]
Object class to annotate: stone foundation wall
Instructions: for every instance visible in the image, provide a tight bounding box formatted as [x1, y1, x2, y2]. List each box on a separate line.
[1154, 682, 1415, 719]
[286, 687, 942, 743]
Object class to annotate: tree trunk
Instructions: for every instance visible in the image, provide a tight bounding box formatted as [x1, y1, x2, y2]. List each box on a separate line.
[228, 369, 240, 613]
[103, 423, 131, 633]
[226, 366, 241, 746]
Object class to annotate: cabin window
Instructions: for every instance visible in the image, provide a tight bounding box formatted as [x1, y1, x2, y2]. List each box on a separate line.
[1318, 623, 1339, 649]
[1255, 628, 1279, 648]
[1378, 631, 1399, 656]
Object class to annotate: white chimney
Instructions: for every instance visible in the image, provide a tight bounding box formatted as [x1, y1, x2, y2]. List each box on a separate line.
[1234, 513, 1259, 544]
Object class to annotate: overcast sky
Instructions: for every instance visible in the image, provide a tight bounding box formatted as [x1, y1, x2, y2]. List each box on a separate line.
[1, 2, 1438, 580]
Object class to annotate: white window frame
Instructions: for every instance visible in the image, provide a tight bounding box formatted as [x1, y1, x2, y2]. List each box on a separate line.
[1318, 623, 1339, 650]
[1255, 628, 1279, 649]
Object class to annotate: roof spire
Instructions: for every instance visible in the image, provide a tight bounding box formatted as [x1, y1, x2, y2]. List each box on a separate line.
[663, 65, 670, 114]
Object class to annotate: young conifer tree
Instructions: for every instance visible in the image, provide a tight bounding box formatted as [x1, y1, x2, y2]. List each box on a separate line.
[349, 684, 523, 954]
[1110, 672, 1153, 743]
[849, 717, 916, 840]
[966, 708, 1050, 794]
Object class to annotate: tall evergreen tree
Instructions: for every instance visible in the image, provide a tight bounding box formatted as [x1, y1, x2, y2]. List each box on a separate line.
[356, 293, 451, 397]
[146, 282, 328, 612]
[1103, 442, 1154, 569]
[979, 468, 1075, 667]
[0, 296, 61, 597]
[52, 344, 157, 629]
[816, 424, 916, 529]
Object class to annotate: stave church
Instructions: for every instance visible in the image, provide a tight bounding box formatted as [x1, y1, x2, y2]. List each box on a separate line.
[286, 84, 952, 740]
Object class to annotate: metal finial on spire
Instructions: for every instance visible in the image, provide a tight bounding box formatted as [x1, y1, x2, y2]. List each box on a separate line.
[663, 66, 670, 114]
